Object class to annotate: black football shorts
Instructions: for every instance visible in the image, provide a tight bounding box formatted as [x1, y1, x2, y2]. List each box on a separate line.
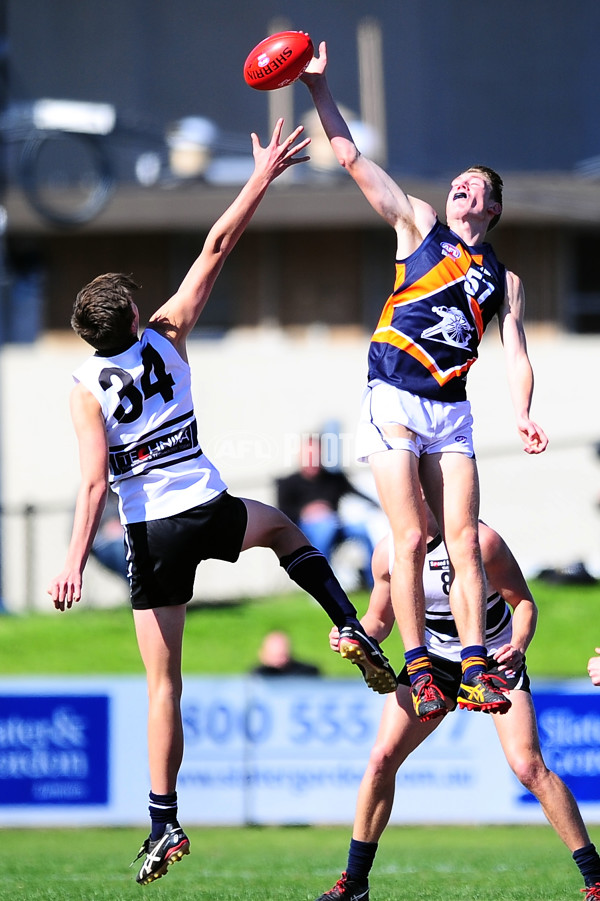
[125, 491, 248, 610]
[398, 652, 531, 706]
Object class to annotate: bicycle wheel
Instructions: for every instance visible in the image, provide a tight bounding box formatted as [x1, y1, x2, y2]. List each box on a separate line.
[18, 130, 114, 227]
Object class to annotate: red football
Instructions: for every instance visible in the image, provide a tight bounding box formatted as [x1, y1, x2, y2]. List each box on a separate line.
[244, 31, 314, 91]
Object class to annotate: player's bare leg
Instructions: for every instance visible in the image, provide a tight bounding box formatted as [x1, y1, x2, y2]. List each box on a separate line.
[369, 442, 446, 720]
[314, 686, 446, 901]
[354, 686, 444, 842]
[422, 451, 485, 645]
[422, 451, 510, 714]
[494, 691, 590, 848]
[132, 605, 190, 885]
[134, 605, 186, 791]
[494, 690, 600, 896]
[369, 443, 425, 650]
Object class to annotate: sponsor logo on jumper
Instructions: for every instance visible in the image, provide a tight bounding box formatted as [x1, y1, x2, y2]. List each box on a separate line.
[429, 559, 449, 570]
[440, 242, 461, 259]
[110, 422, 197, 475]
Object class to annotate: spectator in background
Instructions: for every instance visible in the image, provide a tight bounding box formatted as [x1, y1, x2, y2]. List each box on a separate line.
[251, 630, 321, 677]
[588, 650, 600, 686]
[276, 434, 380, 588]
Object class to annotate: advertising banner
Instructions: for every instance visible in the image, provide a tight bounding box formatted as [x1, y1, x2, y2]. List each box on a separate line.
[0, 694, 109, 806]
[1, 676, 598, 827]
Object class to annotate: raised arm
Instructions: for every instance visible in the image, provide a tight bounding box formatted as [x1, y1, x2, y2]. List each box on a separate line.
[47, 383, 110, 611]
[498, 270, 548, 454]
[148, 119, 310, 355]
[301, 41, 436, 256]
[478, 521, 538, 673]
[328, 537, 394, 654]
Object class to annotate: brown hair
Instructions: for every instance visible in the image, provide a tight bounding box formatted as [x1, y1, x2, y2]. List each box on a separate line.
[71, 273, 140, 350]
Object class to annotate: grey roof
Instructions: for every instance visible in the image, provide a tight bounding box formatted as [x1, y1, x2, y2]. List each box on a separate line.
[6, 171, 600, 234]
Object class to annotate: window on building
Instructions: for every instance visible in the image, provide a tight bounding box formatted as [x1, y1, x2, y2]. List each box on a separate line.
[569, 231, 600, 333]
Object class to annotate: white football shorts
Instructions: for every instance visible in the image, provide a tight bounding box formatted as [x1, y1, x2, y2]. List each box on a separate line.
[356, 379, 474, 462]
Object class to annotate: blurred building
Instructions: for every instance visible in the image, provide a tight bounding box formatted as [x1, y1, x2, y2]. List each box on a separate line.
[1, 1, 600, 610]
[3, 0, 600, 335]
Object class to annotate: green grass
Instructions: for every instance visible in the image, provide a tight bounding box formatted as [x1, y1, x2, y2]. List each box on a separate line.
[0, 824, 593, 901]
[1, 579, 599, 678]
[1, 586, 599, 900]
[2, 578, 600, 679]
[524, 579, 600, 678]
[0, 590, 385, 678]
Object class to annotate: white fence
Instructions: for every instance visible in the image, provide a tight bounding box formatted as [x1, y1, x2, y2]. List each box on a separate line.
[1, 327, 600, 611]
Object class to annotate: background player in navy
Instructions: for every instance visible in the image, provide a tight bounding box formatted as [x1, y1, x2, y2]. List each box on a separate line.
[317, 511, 600, 901]
[301, 43, 548, 722]
[47, 119, 396, 886]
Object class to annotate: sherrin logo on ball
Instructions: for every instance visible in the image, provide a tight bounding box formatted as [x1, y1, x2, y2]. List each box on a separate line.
[244, 31, 314, 91]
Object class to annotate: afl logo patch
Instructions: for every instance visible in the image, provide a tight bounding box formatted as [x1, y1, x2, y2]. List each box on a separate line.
[441, 242, 461, 259]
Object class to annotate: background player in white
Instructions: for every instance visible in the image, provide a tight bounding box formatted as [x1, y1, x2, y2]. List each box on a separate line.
[47, 119, 396, 887]
[316, 508, 600, 901]
[301, 43, 548, 722]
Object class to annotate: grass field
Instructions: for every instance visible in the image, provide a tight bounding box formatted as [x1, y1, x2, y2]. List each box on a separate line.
[1, 824, 593, 901]
[1, 578, 599, 678]
[2, 579, 599, 901]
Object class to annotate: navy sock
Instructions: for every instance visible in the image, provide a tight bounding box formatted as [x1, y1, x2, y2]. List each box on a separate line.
[346, 838, 378, 882]
[573, 842, 600, 886]
[404, 646, 432, 686]
[460, 645, 487, 681]
[149, 790, 179, 840]
[280, 545, 358, 628]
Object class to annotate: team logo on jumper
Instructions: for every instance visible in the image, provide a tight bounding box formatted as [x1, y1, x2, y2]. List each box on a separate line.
[110, 421, 199, 476]
[440, 242, 461, 260]
[421, 305, 474, 349]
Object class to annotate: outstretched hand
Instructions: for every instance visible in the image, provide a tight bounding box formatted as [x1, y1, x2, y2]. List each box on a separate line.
[250, 118, 310, 181]
[300, 40, 328, 83]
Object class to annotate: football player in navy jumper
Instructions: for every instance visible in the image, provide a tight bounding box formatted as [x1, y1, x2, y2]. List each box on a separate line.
[301, 42, 548, 723]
